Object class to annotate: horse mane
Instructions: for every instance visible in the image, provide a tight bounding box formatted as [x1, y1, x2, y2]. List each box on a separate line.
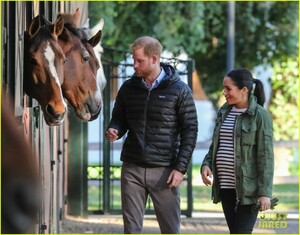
[78, 28, 89, 42]
[59, 23, 86, 42]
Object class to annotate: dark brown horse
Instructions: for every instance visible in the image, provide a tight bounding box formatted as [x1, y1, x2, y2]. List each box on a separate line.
[1, 95, 40, 233]
[24, 15, 67, 126]
[56, 9, 103, 121]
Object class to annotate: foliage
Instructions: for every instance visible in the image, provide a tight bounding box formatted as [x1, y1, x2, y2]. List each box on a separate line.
[268, 59, 298, 141]
[89, 1, 298, 140]
[289, 159, 299, 176]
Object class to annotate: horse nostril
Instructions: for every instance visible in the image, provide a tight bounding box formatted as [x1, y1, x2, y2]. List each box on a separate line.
[46, 104, 65, 118]
[46, 104, 56, 117]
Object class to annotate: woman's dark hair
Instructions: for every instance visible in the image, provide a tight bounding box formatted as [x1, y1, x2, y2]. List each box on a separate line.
[226, 68, 265, 106]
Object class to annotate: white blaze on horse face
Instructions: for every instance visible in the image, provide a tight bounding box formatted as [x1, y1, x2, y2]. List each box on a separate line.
[44, 42, 67, 107]
[94, 44, 107, 91]
[44, 43, 58, 83]
[94, 83, 103, 104]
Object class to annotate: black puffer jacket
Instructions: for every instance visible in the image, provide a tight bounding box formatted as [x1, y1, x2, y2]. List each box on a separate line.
[108, 63, 198, 174]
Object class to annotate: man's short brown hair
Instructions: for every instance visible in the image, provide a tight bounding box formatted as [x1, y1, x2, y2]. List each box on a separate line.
[130, 36, 163, 57]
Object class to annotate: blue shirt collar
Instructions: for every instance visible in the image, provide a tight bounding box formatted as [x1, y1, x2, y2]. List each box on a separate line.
[142, 67, 166, 91]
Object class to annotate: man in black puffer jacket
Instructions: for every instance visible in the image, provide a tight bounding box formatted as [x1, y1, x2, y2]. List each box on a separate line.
[106, 36, 198, 234]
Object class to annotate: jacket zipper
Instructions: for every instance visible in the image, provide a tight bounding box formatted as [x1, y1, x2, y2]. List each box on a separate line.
[143, 91, 151, 150]
[234, 114, 241, 210]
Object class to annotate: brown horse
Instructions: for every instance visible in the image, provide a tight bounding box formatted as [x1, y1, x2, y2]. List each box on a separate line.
[1, 95, 40, 233]
[56, 9, 103, 121]
[24, 15, 67, 126]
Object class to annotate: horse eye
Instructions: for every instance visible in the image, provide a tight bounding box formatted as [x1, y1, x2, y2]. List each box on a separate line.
[31, 58, 38, 65]
[63, 59, 67, 64]
[82, 56, 89, 63]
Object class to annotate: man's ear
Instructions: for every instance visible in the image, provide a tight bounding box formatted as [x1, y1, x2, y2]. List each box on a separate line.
[152, 55, 158, 64]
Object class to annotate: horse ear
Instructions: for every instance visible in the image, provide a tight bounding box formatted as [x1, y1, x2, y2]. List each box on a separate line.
[28, 15, 40, 37]
[52, 16, 64, 39]
[88, 30, 102, 47]
[91, 18, 104, 36]
[73, 8, 81, 28]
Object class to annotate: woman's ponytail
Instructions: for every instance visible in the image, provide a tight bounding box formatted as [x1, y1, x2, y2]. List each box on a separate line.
[253, 79, 265, 106]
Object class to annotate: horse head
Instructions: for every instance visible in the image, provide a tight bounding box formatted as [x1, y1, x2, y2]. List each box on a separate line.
[1, 95, 40, 233]
[24, 15, 67, 126]
[57, 8, 103, 121]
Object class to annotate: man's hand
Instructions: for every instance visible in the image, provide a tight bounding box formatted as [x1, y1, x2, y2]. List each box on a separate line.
[105, 128, 119, 142]
[167, 170, 184, 188]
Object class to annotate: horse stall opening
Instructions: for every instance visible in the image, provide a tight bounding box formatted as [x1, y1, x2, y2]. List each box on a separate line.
[1, 1, 89, 233]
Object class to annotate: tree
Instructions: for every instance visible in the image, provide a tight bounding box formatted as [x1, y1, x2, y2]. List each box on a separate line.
[268, 59, 298, 141]
[89, 1, 298, 140]
[89, 2, 297, 95]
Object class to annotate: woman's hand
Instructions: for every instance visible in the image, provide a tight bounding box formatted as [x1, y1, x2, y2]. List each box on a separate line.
[201, 165, 213, 186]
[258, 196, 271, 211]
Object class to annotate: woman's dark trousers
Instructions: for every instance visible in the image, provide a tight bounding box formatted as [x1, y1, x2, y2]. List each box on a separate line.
[220, 189, 259, 234]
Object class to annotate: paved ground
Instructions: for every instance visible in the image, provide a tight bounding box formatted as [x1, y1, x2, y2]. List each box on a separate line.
[61, 177, 298, 233]
[60, 212, 299, 234]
